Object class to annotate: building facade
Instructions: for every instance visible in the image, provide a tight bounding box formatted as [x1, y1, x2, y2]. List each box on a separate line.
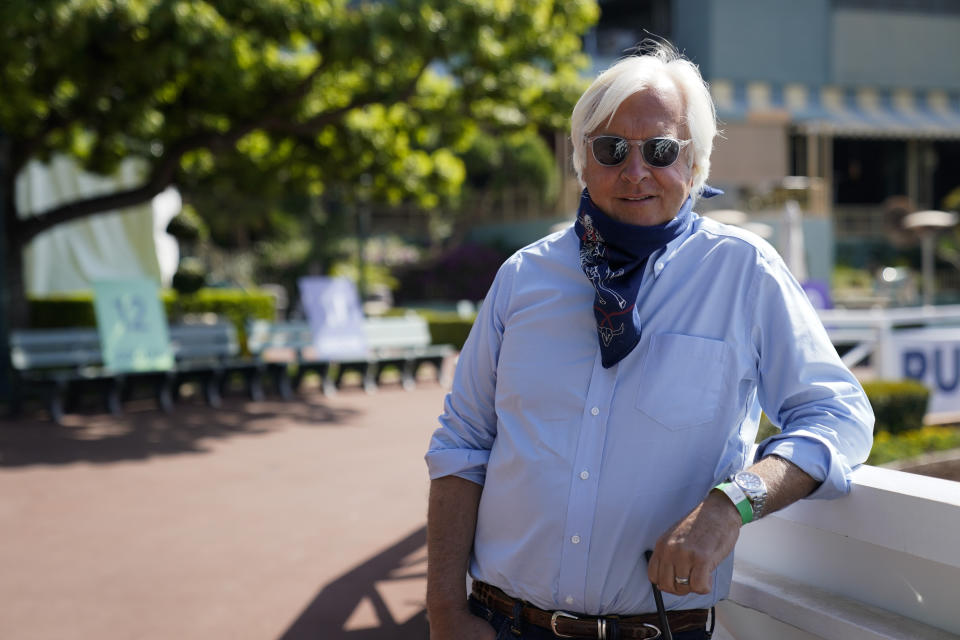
[586, 0, 960, 264]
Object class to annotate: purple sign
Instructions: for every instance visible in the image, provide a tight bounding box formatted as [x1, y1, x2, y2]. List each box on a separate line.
[298, 277, 368, 359]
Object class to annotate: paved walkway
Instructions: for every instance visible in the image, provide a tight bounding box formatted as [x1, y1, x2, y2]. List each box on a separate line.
[1, 383, 443, 640]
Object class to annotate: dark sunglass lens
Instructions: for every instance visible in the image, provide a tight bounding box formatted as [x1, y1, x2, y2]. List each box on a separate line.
[642, 138, 680, 167]
[593, 136, 629, 165]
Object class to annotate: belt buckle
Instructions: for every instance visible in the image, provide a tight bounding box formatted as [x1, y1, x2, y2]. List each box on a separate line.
[550, 610, 579, 638]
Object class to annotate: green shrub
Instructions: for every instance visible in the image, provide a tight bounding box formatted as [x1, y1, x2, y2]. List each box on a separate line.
[423, 312, 476, 351]
[171, 257, 207, 294]
[29, 288, 274, 352]
[29, 292, 99, 328]
[867, 425, 960, 465]
[755, 379, 930, 443]
[861, 380, 930, 434]
[385, 308, 476, 350]
[170, 289, 275, 352]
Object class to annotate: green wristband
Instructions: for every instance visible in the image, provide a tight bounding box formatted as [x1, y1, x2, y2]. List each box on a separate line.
[714, 481, 753, 525]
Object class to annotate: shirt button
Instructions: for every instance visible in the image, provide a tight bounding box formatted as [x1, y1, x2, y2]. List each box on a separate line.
[571, 535, 581, 544]
[590, 407, 599, 416]
[566, 596, 575, 605]
[580, 470, 590, 480]
[656, 261, 664, 270]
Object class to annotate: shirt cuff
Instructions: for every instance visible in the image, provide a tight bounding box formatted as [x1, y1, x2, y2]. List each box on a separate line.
[425, 448, 489, 485]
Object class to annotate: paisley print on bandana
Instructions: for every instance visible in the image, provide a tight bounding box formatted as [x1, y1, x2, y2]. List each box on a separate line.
[575, 189, 697, 368]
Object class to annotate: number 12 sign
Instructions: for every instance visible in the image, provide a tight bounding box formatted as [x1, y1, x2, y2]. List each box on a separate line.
[92, 279, 174, 372]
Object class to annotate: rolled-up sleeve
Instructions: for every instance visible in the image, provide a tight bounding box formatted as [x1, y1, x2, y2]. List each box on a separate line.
[751, 253, 875, 499]
[425, 259, 514, 485]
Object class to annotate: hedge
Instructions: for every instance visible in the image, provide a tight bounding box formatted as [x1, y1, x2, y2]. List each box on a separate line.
[386, 308, 476, 351]
[29, 288, 275, 352]
[860, 379, 930, 435]
[421, 312, 476, 351]
[756, 378, 931, 444]
[755, 379, 950, 465]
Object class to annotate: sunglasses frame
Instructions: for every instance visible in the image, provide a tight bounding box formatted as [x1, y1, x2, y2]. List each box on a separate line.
[585, 135, 692, 169]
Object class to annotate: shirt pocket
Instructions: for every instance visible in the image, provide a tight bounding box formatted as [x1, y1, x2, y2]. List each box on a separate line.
[635, 333, 729, 430]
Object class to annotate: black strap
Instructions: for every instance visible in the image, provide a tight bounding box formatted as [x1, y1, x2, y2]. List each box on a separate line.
[644, 550, 673, 640]
[510, 600, 524, 636]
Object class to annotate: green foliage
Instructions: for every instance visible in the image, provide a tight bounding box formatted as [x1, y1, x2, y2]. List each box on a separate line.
[755, 379, 930, 444]
[832, 265, 873, 292]
[867, 426, 960, 466]
[165, 204, 209, 243]
[460, 129, 559, 204]
[28, 293, 99, 328]
[329, 260, 399, 292]
[29, 288, 274, 351]
[2, 0, 599, 330]
[171, 257, 207, 294]
[387, 308, 476, 350]
[420, 311, 477, 351]
[755, 413, 778, 444]
[173, 288, 275, 351]
[861, 380, 930, 434]
[942, 185, 960, 212]
[3, 0, 599, 236]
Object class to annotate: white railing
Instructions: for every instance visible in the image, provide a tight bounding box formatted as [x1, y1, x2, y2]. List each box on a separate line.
[716, 465, 960, 639]
[819, 304, 960, 377]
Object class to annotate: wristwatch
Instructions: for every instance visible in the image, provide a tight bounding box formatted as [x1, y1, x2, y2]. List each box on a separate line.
[713, 471, 767, 525]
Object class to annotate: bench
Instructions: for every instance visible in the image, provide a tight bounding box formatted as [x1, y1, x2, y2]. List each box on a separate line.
[8, 328, 169, 423]
[247, 315, 454, 396]
[8, 322, 265, 421]
[167, 322, 265, 407]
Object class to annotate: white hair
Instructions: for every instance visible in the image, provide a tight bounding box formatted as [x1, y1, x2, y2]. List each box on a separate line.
[571, 40, 717, 201]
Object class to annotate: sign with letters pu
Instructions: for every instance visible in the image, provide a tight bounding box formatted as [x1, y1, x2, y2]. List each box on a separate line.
[92, 279, 174, 372]
[893, 328, 960, 416]
[298, 276, 368, 359]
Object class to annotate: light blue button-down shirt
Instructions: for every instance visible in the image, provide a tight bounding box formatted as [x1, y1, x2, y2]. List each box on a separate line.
[425, 215, 874, 616]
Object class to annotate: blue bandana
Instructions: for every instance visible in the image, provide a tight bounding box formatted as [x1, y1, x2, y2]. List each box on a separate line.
[575, 187, 718, 367]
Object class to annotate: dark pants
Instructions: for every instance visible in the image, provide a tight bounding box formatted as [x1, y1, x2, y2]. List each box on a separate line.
[468, 595, 711, 640]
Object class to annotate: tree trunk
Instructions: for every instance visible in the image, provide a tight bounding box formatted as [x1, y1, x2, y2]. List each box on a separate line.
[4, 229, 28, 329]
[1, 133, 20, 401]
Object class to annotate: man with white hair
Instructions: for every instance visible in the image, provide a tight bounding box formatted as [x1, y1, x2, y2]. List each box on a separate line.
[425, 40, 873, 640]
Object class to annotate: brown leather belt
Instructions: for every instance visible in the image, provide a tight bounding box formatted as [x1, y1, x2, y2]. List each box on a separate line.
[471, 580, 709, 639]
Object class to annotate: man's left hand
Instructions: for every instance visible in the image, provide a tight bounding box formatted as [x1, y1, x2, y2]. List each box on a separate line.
[647, 490, 742, 595]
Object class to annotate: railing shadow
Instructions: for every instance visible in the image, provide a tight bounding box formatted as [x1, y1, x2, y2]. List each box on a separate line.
[280, 525, 429, 640]
[0, 392, 359, 467]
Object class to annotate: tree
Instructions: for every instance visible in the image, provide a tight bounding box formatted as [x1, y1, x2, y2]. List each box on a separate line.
[0, 0, 598, 327]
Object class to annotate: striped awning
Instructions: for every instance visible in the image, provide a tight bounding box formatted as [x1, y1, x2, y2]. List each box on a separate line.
[710, 80, 960, 139]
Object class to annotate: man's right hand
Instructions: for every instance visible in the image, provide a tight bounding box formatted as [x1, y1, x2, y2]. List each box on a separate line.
[428, 607, 496, 640]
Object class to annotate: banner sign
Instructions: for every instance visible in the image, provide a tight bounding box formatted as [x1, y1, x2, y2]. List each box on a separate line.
[298, 276, 368, 359]
[892, 328, 960, 415]
[92, 279, 174, 372]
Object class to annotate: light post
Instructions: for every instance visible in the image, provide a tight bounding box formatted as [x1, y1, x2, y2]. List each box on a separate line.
[902, 210, 959, 306]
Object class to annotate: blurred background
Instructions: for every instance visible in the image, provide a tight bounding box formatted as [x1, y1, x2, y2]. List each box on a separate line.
[3, 2, 960, 639]
[4, 0, 959, 342]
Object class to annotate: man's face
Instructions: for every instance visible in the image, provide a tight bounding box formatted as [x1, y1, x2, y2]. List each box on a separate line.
[581, 84, 694, 226]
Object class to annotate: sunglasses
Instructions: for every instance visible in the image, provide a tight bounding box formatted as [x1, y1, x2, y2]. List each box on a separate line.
[586, 135, 691, 169]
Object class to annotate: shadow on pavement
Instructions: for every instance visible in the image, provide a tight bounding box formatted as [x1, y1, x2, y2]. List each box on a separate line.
[281, 525, 429, 640]
[0, 394, 358, 467]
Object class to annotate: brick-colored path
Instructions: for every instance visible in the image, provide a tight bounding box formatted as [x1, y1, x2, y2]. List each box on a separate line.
[0, 384, 444, 640]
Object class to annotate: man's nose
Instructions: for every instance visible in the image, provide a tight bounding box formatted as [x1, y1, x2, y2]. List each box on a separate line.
[620, 144, 651, 183]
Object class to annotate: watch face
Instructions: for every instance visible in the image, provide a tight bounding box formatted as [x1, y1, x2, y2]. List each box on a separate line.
[734, 471, 765, 492]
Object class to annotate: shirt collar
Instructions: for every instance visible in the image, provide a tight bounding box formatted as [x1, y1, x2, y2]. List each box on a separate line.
[649, 213, 699, 279]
